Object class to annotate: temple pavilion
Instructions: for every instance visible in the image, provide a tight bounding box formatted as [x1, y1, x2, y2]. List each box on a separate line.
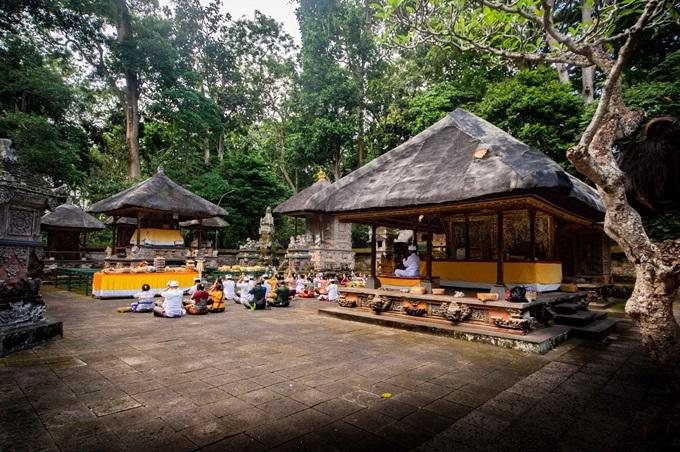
[300, 109, 610, 291]
[41, 200, 105, 260]
[88, 167, 226, 298]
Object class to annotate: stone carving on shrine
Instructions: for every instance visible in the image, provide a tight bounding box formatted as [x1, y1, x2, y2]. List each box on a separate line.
[0, 139, 63, 355]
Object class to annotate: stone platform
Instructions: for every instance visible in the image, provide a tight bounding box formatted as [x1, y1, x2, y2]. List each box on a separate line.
[319, 306, 570, 354]
[0, 320, 63, 357]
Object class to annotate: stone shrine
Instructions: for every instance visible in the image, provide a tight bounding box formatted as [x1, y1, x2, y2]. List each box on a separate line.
[237, 207, 276, 266]
[275, 170, 354, 274]
[0, 139, 62, 355]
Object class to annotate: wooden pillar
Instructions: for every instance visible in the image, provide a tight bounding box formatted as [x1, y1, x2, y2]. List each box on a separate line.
[294, 217, 298, 236]
[496, 210, 504, 285]
[370, 224, 377, 279]
[111, 215, 118, 249]
[198, 219, 203, 249]
[464, 213, 470, 261]
[136, 212, 142, 246]
[529, 209, 536, 261]
[426, 228, 433, 279]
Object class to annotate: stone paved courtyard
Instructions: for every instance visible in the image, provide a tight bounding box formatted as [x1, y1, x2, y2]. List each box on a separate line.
[1, 288, 678, 451]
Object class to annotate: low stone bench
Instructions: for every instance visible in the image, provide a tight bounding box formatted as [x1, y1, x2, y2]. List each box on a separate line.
[377, 274, 441, 292]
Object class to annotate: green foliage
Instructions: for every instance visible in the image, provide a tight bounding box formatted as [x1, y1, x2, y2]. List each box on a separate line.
[216, 152, 291, 246]
[474, 67, 585, 166]
[624, 50, 680, 120]
[643, 212, 680, 242]
[352, 224, 369, 248]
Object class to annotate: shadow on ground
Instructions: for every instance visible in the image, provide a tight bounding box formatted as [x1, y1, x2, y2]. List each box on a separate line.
[1, 287, 678, 451]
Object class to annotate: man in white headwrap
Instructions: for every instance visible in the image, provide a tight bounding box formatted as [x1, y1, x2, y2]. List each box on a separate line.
[154, 281, 186, 317]
[395, 245, 420, 277]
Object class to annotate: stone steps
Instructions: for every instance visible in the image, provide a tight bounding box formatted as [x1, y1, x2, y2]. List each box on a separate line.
[553, 302, 586, 315]
[569, 318, 618, 340]
[554, 311, 598, 326]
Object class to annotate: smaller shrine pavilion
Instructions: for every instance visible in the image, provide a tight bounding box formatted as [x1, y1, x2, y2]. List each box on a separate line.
[41, 200, 105, 260]
[180, 216, 228, 253]
[88, 167, 226, 298]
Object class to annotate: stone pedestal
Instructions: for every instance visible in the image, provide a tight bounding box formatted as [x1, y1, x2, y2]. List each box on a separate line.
[0, 139, 62, 355]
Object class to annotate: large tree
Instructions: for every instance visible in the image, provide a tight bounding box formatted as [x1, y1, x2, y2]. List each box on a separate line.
[381, 0, 680, 374]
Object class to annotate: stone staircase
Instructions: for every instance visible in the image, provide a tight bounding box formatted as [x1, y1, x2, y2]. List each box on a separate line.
[551, 297, 617, 340]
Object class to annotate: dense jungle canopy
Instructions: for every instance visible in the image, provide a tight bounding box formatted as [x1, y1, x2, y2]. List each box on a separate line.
[1, 0, 678, 246]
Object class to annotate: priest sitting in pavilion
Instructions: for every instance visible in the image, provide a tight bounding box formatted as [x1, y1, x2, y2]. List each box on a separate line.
[395, 245, 420, 277]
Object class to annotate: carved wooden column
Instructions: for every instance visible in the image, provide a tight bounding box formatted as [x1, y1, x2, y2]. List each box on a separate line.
[496, 209, 504, 286]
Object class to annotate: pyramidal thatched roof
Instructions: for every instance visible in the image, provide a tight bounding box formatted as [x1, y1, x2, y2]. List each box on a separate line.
[42, 201, 105, 231]
[302, 109, 604, 221]
[89, 167, 226, 220]
[273, 178, 332, 216]
[179, 216, 229, 229]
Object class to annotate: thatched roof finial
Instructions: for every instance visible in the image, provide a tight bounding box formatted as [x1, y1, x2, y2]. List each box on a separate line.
[157, 165, 165, 174]
[316, 169, 328, 182]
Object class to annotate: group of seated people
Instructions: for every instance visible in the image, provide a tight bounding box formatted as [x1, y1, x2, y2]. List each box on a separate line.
[118, 269, 362, 317]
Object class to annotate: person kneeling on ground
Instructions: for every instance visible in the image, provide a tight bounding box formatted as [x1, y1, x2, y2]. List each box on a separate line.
[319, 279, 339, 302]
[224, 275, 239, 304]
[186, 283, 209, 315]
[244, 280, 267, 311]
[118, 283, 155, 313]
[208, 283, 225, 313]
[269, 279, 290, 307]
[154, 281, 186, 318]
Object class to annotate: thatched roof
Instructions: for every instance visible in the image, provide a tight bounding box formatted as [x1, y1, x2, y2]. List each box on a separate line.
[41, 201, 105, 231]
[179, 216, 229, 229]
[302, 109, 604, 221]
[105, 217, 137, 226]
[273, 178, 332, 216]
[89, 167, 226, 220]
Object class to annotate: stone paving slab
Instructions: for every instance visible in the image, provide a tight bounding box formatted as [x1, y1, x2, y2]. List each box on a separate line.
[0, 287, 678, 451]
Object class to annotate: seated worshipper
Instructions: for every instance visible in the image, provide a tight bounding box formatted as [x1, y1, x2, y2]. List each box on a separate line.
[186, 284, 209, 315]
[266, 275, 279, 299]
[340, 274, 350, 286]
[269, 279, 291, 307]
[261, 275, 272, 299]
[117, 283, 155, 313]
[244, 280, 268, 311]
[224, 275, 239, 303]
[187, 277, 202, 296]
[154, 281, 186, 318]
[295, 275, 307, 293]
[317, 276, 330, 296]
[395, 245, 420, 277]
[209, 276, 223, 292]
[319, 279, 339, 302]
[208, 283, 225, 312]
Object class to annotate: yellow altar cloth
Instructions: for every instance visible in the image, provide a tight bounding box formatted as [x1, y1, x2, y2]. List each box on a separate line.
[421, 261, 562, 292]
[92, 271, 198, 298]
[130, 228, 184, 246]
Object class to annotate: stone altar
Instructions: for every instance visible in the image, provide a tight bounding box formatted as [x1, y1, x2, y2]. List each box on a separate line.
[0, 139, 62, 355]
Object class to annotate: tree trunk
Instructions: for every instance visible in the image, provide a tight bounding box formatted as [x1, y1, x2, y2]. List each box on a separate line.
[203, 137, 210, 163]
[556, 63, 570, 84]
[581, 0, 595, 104]
[357, 109, 365, 167]
[216, 129, 224, 160]
[277, 129, 296, 192]
[568, 62, 680, 379]
[115, 0, 141, 179]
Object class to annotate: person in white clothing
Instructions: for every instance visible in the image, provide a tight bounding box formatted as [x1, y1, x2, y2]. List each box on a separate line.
[224, 275, 239, 303]
[154, 280, 186, 317]
[395, 245, 420, 277]
[262, 276, 272, 299]
[187, 278, 201, 296]
[319, 279, 339, 302]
